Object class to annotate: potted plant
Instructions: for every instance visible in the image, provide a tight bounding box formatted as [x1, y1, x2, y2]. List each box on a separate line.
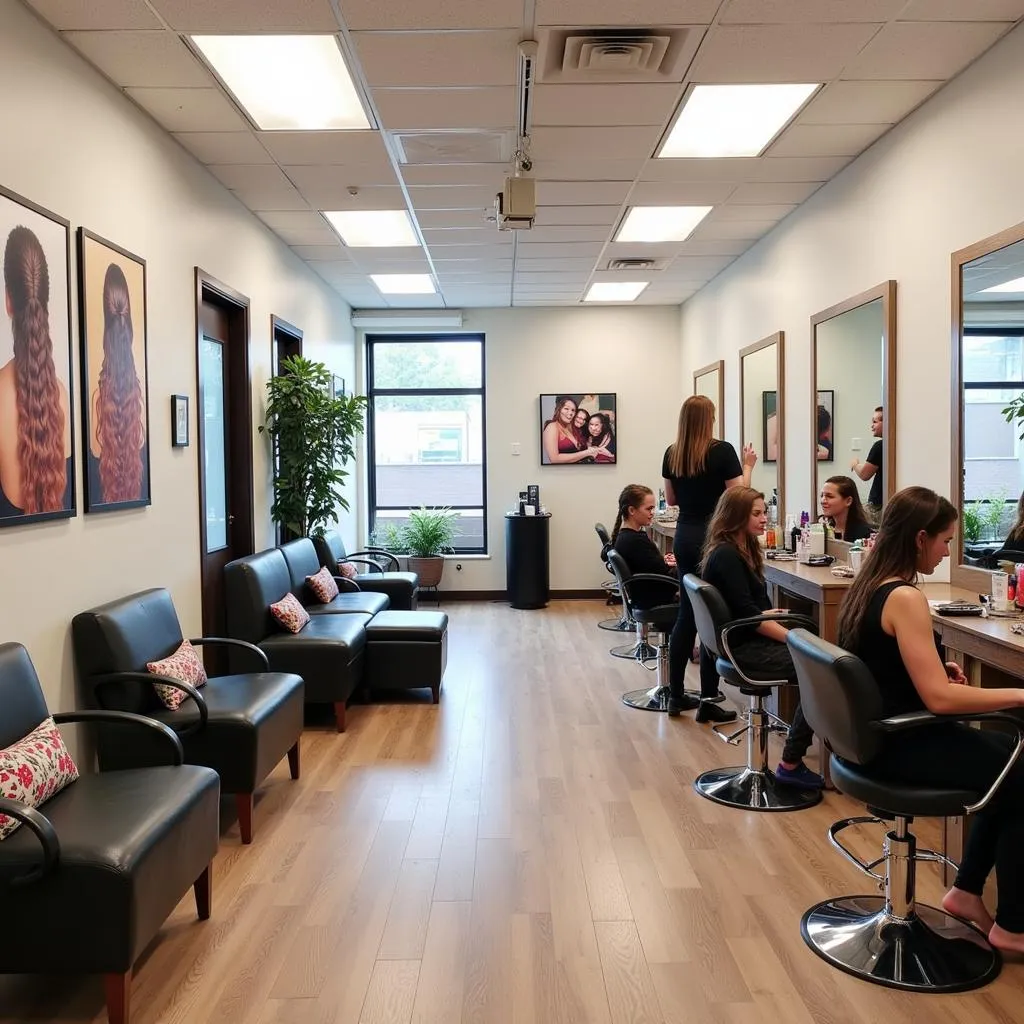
[400, 506, 460, 588]
[259, 356, 367, 538]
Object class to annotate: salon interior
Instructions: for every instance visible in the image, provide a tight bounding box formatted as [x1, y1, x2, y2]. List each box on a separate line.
[6, 1, 1024, 1022]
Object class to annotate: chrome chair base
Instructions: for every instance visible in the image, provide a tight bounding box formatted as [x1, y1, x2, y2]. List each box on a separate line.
[610, 640, 657, 661]
[694, 765, 822, 811]
[801, 896, 1000, 992]
[598, 616, 633, 632]
[622, 685, 670, 711]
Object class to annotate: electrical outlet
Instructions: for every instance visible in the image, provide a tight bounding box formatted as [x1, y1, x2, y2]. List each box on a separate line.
[851, 437, 862, 451]
[511, 442, 521, 456]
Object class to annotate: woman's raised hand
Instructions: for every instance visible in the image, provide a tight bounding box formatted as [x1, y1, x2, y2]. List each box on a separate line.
[742, 443, 758, 468]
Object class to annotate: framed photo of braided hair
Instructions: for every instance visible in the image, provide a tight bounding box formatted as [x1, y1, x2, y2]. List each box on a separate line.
[0, 184, 76, 527]
[77, 228, 151, 512]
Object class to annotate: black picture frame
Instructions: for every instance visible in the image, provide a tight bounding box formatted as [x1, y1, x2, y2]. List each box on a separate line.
[78, 227, 152, 512]
[539, 393, 617, 465]
[171, 394, 189, 447]
[816, 389, 835, 463]
[0, 184, 76, 527]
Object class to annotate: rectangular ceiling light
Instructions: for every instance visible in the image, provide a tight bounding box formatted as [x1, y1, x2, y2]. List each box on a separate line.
[659, 83, 818, 159]
[584, 282, 649, 303]
[323, 210, 419, 247]
[190, 35, 370, 131]
[616, 206, 713, 243]
[982, 276, 1024, 293]
[371, 274, 436, 295]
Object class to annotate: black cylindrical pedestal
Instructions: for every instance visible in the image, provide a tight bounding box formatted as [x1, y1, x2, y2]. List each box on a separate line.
[505, 512, 550, 609]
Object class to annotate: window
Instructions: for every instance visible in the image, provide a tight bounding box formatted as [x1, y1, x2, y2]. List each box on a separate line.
[366, 335, 487, 554]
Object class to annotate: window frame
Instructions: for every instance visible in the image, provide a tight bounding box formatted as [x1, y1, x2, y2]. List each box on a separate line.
[366, 333, 488, 555]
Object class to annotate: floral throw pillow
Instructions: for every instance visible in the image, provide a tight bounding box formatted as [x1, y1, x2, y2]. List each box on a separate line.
[270, 592, 310, 634]
[0, 717, 79, 841]
[306, 566, 340, 603]
[147, 638, 209, 710]
[336, 561, 358, 580]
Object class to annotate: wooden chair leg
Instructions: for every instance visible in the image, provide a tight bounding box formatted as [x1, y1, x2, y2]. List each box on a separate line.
[431, 684, 441, 704]
[103, 970, 131, 1024]
[287, 739, 301, 779]
[194, 863, 213, 920]
[334, 701, 347, 733]
[236, 792, 254, 844]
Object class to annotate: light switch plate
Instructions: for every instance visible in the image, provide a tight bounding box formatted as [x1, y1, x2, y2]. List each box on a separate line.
[511, 442, 521, 456]
[851, 437, 862, 451]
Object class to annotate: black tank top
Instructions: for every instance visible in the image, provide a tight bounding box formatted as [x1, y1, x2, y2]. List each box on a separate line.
[850, 580, 925, 718]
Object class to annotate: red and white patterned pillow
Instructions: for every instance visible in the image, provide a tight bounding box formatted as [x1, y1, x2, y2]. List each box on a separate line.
[270, 592, 310, 633]
[147, 638, 209, 710]
[306, 566, 340, 603]
[0, 717, 79, 841]
[336, 560, 358, 580]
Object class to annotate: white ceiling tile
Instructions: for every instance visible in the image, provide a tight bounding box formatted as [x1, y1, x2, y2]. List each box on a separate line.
[340, 0, 521, 30]
[601, 241, 684, 260]
[435, 272, 511, 282]
[233, 185, 310, 211]
[258, 211, 337, 244]
[208, 164, 294, 191]
[433, 255, 513, 266]
[417, 209, 494, 229]
[530, 159, 648, 181]
[628, 180, 736, 204]
[709, 204, 797, 222]
[351, 259, 432, 273]
[287, 169, 404, 207]
[441, 291, 511, 307]
[291, 244, 351, 261]
[535, 0, 722, 26]
[747, 157, 852, 181]
[258, 131, 390, 166]
[62, 31, 212, 88]
[515, 272, 592, 282]
[126, 87, 247, 132]
[173, 131, 273, 164]
[374, 87, 516, 131]
[346, 247, 429, 265]
[409, 186, 498, 210]
[425, 244, 512, 259]
[150, 0, 340, 31]
[691, 220, 776, 241]
[720, 0, 904, 22]
[532, 84, 682, 127]
[524, 225, 612, 243]
[422, 228, 500, 245]
[658, 254, 735, 276]
[26, 0, 162, 29]
[689, 24, 880, 82]
[400, 165, 505, 187]
[800, 80, 943, 124]
[767, 122, 891, 158]
[531, 126, 661, 161]
[512, 258, 598, 271]
[535, 206, 620, 226]
[352, 31, 521, 87]
[728, 181, 824, 204]
[385, 294, 446, 307]
[900, 0, 1024, 20]
[677, 239, 757, 256]
[515, 242, 605, 257]
[844, 22, 1012, 80]
[535, 181, 632, 205]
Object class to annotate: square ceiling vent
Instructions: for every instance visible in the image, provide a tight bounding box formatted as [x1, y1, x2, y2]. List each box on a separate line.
[393, 131, 512, 165]
[539, 27, 697, 84]
[606, 257, 668, 272]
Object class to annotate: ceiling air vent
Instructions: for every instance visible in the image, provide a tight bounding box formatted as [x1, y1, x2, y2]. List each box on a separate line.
[393, 131, 511, 165]
[539, 27, 696, 84]
[607, 257, 666, 271]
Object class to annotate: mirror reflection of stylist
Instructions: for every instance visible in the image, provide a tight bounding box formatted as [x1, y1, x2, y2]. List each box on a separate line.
[850, 406, 883, 522]
[662, 395, 755, 722]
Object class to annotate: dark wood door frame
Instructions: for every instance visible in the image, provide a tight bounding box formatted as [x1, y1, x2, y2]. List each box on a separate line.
[270, 315, 303, 544]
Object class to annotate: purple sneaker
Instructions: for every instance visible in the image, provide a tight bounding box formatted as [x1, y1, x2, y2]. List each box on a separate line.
[775, 762, 825, 790]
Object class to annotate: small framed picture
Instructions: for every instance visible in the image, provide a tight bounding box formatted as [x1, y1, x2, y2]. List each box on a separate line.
[171, 394, 189, 447]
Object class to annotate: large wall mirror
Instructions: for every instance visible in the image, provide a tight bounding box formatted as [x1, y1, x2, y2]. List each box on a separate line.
[811, 281, 897, 523]
[693, 359, 724, 438]
[952, 222, 1024, 589]
[740, 332, 785, 516]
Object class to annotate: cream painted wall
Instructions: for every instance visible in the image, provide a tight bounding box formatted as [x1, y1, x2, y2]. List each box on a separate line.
[0, 0, 355, 714]
[679, 21, 1024, 578]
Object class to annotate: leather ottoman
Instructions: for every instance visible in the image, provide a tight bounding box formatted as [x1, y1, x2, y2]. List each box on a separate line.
[364, 611, 447, 703]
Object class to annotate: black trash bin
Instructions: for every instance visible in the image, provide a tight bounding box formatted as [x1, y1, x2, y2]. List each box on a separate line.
[505, 512, 550, 609]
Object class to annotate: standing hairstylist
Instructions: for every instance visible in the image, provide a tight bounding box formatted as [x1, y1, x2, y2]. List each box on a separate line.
[663, 395, 756, 721]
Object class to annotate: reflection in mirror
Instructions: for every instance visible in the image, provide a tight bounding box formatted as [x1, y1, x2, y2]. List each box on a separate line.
[740, 333, 784, 522]
[811, 283, 896, 530]
[693, 360, 724, 438]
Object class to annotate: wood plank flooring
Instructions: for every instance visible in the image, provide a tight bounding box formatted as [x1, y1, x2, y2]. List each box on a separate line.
[3, 600, 1022, 1023]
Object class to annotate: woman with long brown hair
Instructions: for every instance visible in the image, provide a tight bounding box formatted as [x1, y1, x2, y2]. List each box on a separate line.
[701, 488, 822, 789]
[820, 474, 872, 541]
[89, 262, 146, 503]
[0, 225, 70, 516]
[837, 486, 1024, 951]
[662, 394, 755, 722]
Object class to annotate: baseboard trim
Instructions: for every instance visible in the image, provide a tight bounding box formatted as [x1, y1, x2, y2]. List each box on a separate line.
[434, 589, 606, 602]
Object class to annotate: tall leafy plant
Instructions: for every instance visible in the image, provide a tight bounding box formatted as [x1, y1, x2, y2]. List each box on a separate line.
[259, 356, 367, 538]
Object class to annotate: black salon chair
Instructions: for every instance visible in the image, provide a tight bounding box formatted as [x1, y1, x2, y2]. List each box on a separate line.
[604, 547, 658, 663]
[787, 628, 1020, 992]
[595, 523, 631, 633]
[683, 575, 821, 811]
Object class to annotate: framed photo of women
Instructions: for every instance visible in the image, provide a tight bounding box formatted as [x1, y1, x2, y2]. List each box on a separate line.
[539, 393, 617, 465]
[0, 185, 76, 527]
[77, 228, 151, 512]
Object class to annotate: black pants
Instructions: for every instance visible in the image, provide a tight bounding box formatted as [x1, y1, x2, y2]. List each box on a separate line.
[730, 635, 814, 764]
[669, 521, 719, 700]
[862, 723, 1024, 932]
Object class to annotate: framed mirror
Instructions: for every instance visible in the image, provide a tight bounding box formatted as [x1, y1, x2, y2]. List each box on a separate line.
[693, 359, 724, 438]
[811, 281, 896, 525]
[740, 332, 785, 518]
[951, 222, 1024, 590]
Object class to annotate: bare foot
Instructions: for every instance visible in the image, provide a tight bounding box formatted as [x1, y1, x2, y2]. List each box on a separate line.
[989, 923, 1024, 955]
[942, 887, 994, 933]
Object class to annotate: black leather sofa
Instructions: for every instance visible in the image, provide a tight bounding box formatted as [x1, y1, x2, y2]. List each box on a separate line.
[0, 642, 220, 1024]
[313, 530, 419, 610]
[224, 547, 370, 732]
[71, 588, 305, 844]
[279, 537, 388, 617]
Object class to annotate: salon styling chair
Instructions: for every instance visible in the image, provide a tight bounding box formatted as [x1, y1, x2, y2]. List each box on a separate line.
[595, 523, 632, 633]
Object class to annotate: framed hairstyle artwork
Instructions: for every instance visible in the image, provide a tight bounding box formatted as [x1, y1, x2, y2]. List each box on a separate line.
[0, 185, 76, 527]
[539, 393, 617, 465]
[762, 391, 778, 464]
[77, 228, 151, 512]
[816, 389, 835, 462]
[171, 394, 189, 447]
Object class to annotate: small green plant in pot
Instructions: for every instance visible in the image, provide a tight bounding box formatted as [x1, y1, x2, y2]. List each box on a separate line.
[401, 506, 460, 588]
[961, 504, 984, 546]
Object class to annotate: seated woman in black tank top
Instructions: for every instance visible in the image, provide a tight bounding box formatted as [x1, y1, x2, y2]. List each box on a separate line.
[610, 484, 678, 611]
[837, 486, 1024, 953]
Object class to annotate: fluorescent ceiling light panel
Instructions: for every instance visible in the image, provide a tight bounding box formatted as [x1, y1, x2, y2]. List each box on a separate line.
[190, 35, 370, 131]
[616, 206, 713, 243]
[659, 83, 818, 159]
[371, 274, 436, 295]
[584, 282, 649, 303]
[323, 210, 419, 247]
[982, 276, 1024, 293]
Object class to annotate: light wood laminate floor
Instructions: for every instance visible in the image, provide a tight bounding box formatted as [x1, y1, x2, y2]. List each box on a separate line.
[2, 600, 1022, 1024]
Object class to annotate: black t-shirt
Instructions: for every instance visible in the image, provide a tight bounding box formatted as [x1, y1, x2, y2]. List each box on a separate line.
[613, 528, 676, 610]
[835, 519, 873, 543]
[866, 439, 883, 507]
[702, 544, 770, 644]
[662, 440, 742, 525]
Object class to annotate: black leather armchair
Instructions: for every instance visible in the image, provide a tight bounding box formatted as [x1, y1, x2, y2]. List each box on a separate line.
[71, 588, 305, 844]
[224, 547, 370, 732]
[313, 530, 419, 610]
[279, 537, 389, 616]
[0, 642, 220, 1024]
